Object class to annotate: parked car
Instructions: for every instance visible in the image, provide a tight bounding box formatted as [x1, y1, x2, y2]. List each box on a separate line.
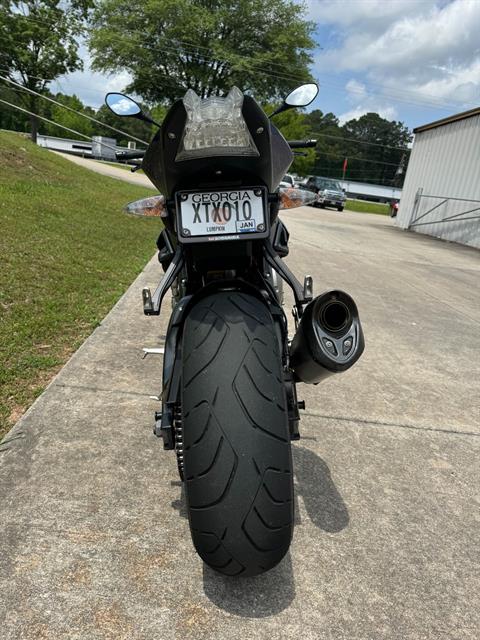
[279, 173, 296, 188]
[305, 176, 346, 211]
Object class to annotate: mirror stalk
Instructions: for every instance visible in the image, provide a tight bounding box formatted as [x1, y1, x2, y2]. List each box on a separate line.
[137, 112, 162, 128]
[268, 103, 291, 119]
[268, 82, 319, 119]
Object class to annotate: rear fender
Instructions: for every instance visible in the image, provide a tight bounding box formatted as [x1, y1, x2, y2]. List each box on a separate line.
[159, 281, 288, 444]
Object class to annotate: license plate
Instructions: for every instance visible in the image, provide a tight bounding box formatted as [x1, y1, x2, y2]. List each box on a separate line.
[176, 188, 268, 242]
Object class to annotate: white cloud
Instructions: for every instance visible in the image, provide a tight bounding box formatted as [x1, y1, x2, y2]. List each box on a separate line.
[307, 0, 436, 31]
[345, 79, 367, 102]
[51, 46, 132, 109]
[338, 78, 398, 124]
[311, 0, 480, 110]
[338, 104, 398, 125]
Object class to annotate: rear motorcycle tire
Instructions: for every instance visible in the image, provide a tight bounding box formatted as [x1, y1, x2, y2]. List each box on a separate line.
[181, 291, 293, 577]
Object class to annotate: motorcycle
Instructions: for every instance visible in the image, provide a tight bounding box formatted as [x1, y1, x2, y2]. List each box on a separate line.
[105, 83, 364, 577]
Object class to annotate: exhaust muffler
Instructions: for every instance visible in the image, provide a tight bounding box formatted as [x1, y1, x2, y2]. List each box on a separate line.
[290, 290, 364, 384]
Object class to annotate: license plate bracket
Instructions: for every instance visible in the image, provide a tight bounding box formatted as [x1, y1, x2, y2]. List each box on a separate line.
[176, 187, 269, 243]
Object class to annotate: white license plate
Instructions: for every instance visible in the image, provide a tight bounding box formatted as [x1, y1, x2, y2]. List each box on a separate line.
[177, 188, 267, 242]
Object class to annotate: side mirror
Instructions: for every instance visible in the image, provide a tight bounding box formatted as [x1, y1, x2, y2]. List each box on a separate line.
[269, 83, 319, 118]
[285, 83, 319, 107]
[105, 92, 161, 127]
[105, 93, 142, 117]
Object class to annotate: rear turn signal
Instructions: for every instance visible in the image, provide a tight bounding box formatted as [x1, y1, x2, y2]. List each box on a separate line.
[279, 187, 316, 210]
[124, 195, 166, 217]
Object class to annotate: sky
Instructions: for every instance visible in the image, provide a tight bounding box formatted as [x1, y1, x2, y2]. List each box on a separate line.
[50, 0, 480, 131]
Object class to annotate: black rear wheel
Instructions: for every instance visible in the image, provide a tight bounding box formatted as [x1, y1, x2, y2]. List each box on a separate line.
[181, 291, 293, 577]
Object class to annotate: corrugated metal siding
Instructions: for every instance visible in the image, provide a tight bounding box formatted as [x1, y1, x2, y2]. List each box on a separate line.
[397, 114, 480, 248]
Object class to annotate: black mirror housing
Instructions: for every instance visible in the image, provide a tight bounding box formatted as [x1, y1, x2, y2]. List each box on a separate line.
[105, 93, 142, 117]
[269, 83, 319, 119]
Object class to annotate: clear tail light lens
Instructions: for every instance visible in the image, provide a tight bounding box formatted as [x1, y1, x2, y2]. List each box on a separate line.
[176, 87, 259, 161]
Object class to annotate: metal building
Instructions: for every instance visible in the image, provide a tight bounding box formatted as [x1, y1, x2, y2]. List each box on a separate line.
[91, 136, 117, 161]
[339, 179, 402, 203]
[396, 107, 480, 249]
[37, 134, 131, 160]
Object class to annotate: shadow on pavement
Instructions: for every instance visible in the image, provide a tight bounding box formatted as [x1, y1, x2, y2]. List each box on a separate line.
[172, 484, 295, 616]
[171, 480, 187, 518]
[171, 446, 347, 615]
[293, 445, 349, 533]
[202, 552, 295, 617]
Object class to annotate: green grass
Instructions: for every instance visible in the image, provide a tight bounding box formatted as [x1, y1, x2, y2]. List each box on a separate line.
[345, 199, 390, 215]
[0, 131, 160, 439]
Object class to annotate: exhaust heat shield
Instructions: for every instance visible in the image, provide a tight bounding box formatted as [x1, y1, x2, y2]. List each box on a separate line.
[290, 290, 364, 384]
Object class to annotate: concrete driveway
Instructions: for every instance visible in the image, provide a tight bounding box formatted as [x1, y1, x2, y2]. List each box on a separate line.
[1, 206, 479, 639]
[51, 152, 155, 189]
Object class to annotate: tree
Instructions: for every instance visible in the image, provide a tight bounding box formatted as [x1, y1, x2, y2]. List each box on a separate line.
[44, 94, 95, 138]
[0, 1, 92, 142]
[340, 113, 411, 185]
[0, 84, 31, 132]
[95, 104, 151, 147]
[301, 110, 412, 185]
[305, 109, 340, 131]
[89, 0, 316, 105]
[303, 109, 345, 179]
[270, 107, 315, 175]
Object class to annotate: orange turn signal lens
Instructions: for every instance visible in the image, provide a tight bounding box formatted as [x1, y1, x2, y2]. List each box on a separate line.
[279, 187, 316, 210]
[124, 195, 166, 217]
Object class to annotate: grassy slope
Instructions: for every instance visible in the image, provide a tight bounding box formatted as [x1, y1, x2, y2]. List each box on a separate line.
[0, 132, 159, 439]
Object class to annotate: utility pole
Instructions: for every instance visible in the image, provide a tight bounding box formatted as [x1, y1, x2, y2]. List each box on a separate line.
[394, 153, 406, 186]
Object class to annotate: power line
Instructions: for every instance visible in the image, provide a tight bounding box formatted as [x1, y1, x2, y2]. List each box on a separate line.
[311, 174, 402, 187]
[8, 14, 312, 88]
[13, 14, 471, 116]
[0, 75, 149, 145]
[111, 35, 479, 112]
[307, 130, 410, 151]
[158, 36, 316, 80]
[316, 149, 402, 167]
[107, 34, 478, 112]
[0, 97, 120, 156]
[1, 96, 403, 186]
[5, 10, 81, 30]
[0, 66, 55, 82]
[318, 168, 395, 175]
[147, 40, 311, 85]
[1, 72, 411, 158]
[10, 12, 479, 114]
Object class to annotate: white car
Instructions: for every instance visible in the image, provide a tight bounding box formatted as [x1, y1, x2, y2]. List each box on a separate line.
[279, 173, 297, 189]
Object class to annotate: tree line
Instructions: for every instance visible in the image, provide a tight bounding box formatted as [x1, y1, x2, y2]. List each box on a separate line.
[0, 0, 411, 185]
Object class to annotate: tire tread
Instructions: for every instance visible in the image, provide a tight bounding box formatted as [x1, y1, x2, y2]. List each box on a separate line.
[182, 292, 293, 576]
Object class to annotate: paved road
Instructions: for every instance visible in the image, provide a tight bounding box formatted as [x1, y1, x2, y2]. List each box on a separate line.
[1, 201, 479, 638]
[51, 152, 156, 189]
